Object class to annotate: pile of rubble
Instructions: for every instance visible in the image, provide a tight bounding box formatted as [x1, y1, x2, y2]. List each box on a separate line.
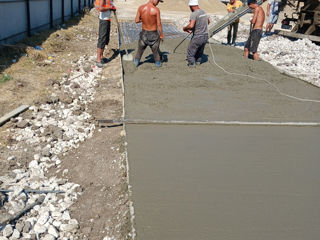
[0, 55, 101, 240]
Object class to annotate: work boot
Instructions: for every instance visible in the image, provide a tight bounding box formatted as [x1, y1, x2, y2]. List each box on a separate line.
[155, 61, 162, 68]
[134, 58, 139, 67]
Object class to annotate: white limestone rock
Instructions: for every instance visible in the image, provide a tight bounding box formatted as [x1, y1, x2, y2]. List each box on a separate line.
[2, 225, 13, 238]
[48, 225, 59, 238]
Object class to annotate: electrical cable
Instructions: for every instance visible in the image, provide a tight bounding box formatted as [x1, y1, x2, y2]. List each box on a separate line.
[206, 37, 320, 103]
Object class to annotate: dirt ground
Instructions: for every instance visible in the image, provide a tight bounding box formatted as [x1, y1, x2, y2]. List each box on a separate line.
[0, 8, 131, 240]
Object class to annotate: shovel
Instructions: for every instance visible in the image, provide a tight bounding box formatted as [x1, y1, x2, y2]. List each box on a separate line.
[113, 11, 133, 61]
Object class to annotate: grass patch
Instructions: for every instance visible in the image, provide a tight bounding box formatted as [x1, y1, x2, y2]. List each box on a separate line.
[0, 74, 12, 84]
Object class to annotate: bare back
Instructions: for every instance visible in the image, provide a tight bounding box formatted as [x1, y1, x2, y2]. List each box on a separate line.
[252, 5, 265, 30]
[136, 3, 159, 31]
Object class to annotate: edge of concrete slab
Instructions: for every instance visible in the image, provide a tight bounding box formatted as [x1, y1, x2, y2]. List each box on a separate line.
[118, 30, 137, 239]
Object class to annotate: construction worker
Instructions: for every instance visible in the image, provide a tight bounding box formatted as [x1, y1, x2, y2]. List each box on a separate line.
[244, 0, 265, 60]
[183, 0, 210, 67]
[226, 0, 243, 45]
[96, 0, 116, 68]
[265, 0, 280, 34]
[134, 0, 164, 68]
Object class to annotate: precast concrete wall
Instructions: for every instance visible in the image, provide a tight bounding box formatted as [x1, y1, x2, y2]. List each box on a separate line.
[0, 0, 93, 44]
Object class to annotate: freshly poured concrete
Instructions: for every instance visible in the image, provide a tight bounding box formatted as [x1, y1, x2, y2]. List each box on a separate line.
[123, 38, 320, 122]
[126, 125, 320, 240]
[123, 37, 320, 239]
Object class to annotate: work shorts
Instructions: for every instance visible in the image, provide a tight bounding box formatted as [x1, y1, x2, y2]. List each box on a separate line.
[245, 29, 262, 53]
[97, 19, 111, 49]
[267, 13, 279, 24]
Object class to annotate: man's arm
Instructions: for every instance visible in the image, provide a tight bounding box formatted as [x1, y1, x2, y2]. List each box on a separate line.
[251, 8, 258, 25]
[183, 19, 195, 33]
[135, 6, 142, 23]
[156, 8, 163, 39]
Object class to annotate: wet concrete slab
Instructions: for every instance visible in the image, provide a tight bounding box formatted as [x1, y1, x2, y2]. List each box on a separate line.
[123, 38, 320, 123]
[126, 125, 320, 240]
[121, 24, 320, 239]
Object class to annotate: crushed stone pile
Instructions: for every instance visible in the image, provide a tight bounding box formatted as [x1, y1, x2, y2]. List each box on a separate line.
[0, 55, 102, 240]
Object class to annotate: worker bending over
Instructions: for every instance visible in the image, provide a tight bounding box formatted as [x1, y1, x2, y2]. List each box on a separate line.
[183, 0, 210, 67]
[134, 0, 164, 68]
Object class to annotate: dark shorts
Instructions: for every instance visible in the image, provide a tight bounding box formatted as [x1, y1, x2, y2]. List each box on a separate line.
[97, 19, 110, 49]
[135, 30, 161, 62]
[245, 29, 262, 53]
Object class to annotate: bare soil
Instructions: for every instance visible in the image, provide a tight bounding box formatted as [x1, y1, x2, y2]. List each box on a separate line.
[0, 8, 131, 240]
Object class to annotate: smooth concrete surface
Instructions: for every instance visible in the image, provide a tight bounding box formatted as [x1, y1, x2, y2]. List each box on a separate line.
[126, 125, 320, 240]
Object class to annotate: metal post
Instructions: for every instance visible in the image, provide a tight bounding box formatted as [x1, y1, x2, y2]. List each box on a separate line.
[50, 0, 53, 28]
[78, 0, 81, 14]
[84, 0, 86, 7]
[71, 0, 74, 17]
[26, 0, 31, 36]
[62, 0, 65, 22]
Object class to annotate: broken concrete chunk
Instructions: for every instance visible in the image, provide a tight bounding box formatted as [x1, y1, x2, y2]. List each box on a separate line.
[16, 120, 29, 128]
[2, 225, 13, 238]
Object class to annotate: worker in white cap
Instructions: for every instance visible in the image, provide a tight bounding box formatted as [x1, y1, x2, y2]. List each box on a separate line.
[183, 0, 210, 67]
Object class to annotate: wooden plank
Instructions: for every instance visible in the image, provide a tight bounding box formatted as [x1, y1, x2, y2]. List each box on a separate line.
[0, 105, 30, 127]
[275, 30, 320, 42]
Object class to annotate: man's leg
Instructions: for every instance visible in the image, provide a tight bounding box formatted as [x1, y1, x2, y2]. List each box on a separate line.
[135, 32, 147, 66]
[253, 52, 259, 60]
[187, 37, 200, 66]
[227, 25, 232, 44]
[243, 33, 251, 58]
[150, 38, 161, 67]
[232, 22, 239, 44]
[250, 29, 262, 60]
[195, 35, 208, 64]
[97, 20, 110, 66]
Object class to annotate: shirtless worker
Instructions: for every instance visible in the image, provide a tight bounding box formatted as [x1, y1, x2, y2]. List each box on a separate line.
[134, 0, 164, 68]
[183, 0, 210, 67]
[244, 0, 265, 60]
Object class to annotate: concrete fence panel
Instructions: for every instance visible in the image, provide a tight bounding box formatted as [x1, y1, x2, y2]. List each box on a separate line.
[0, 0, 93, 44]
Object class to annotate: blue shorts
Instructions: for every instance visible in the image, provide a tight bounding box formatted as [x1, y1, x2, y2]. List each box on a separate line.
[267, 13, 279, 24]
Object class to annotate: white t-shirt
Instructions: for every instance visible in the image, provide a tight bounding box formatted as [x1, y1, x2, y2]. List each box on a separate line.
[99, 0, 114, 20]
